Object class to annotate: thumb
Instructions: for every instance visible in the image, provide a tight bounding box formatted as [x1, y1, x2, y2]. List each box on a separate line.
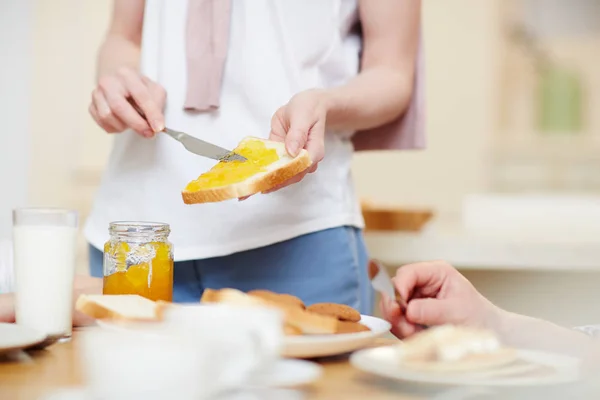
[405, 298, 461, 327]
[285, 126, 308, 157]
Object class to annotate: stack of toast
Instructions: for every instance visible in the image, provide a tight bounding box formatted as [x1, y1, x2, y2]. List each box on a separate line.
[200, 288, 371, 336]
[76, 289, 371, 336]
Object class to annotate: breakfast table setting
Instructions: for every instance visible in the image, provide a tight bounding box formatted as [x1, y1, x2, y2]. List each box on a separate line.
[0, 203, 597, 399]
[0, 327, 597, 400]
[0, 331, 420, 400]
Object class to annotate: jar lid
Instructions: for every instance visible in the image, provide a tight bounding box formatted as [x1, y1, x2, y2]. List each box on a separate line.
[109, 221, 170, 236]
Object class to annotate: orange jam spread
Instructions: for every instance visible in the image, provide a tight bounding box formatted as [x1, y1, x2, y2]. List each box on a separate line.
[185, 139, 280, 191]
[103, 241, 173, 302]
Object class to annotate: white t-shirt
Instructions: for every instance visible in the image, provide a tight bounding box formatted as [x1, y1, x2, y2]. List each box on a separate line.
[84, 0, 365, 261]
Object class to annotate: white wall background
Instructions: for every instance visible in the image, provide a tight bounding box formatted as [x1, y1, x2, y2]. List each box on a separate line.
[29, 0, 113, 210]
[352, 0, 500, 218]
[0, 0, 33, 240]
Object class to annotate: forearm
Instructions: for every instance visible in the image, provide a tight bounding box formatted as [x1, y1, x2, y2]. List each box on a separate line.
[97, 34, 141, 80]
[322, 67, 414, 132]
[321, 0, 419, 133]
[96, 0, 145, 80]
[494, 308, 594, 358]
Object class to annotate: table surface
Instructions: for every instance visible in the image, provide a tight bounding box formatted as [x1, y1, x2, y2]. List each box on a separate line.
[0, 329, 448, 400]
[2, 329, 593, 400]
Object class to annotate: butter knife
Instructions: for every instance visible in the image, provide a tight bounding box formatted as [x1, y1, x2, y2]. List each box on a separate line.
[129, 99, 247, 163]
[368, 259, 408, 311]
[368, 259, 428, 329]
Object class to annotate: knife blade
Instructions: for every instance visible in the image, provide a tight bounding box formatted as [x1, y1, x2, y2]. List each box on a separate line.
[128, 98, 246, 162]
[368, 259, 407, 311]
[368, 259, 428, 330]
[162, 128, 246, 162]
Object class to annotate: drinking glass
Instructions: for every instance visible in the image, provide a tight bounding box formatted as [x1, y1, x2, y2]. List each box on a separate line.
[13, 208, 78, 341]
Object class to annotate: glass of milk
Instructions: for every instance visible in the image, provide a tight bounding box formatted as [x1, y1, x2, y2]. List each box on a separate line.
[13, 208, 78, 342]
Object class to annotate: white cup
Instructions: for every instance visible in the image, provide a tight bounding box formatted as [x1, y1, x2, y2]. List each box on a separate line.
[160, 304, 284, 389]
[80, 330, 215, 400]
[12, 208, 78, 340]
[80, 305, 283, 399]
[0, 240, 14, 294]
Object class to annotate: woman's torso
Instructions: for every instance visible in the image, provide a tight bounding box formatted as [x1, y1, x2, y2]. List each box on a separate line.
[85, 0, 364, 260]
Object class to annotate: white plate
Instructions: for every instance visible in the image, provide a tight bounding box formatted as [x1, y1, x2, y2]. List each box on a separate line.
[281, 315, 391, 359]
[43, 388, 306, 400]
[97, 315, 391, 359]
[350, 345, 581, 387]
[251, 359, 322, 387]
[0, 323, 47, 355]
[42, 360, 320, 399]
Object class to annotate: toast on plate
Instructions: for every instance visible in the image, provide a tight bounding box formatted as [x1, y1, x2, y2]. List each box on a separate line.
[75, 289, 371, 337]
[201, 288, 338, 335]
[75, 294, 160, 322]
[201, 288, 372, 336]
[182, 136, 312, 204]
[397, 325, 517, 372]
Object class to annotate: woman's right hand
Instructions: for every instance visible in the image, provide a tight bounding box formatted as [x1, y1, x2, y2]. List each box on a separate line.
[89, 67, 166, 138]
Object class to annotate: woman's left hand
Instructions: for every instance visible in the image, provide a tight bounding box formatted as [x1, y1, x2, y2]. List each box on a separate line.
[266, 89, 329, 193]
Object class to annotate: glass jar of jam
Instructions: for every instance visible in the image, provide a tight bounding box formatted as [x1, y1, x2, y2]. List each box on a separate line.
[103, 222, 173, 302]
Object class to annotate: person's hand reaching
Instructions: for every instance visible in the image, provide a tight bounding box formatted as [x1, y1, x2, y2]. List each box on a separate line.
[266, 89, 329, 193]
[381, 261, 502, 339]
[89, 67, 166, 138]
[0, 275, 103, 327]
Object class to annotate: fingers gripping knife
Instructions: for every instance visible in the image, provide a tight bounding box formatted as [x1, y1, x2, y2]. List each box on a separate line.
[128, 98, 247, 163]
[368, 259, 427, 330]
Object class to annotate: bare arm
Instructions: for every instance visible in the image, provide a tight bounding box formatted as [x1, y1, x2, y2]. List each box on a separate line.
[97, 0, 146, 79]
[268, 0, 420, 178]
[384, 261, 596, 360]
[324, 0, 421, 131]
[494, 309, 594, 358]
[90, 0, 166, 136]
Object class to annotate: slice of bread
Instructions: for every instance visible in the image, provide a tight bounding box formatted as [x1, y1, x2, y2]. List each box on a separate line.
[182, 136, 312, 204]
[75, 294, 160, 321]
[402, 348, 518, 373]
[200, 288, 338, 335]
[397, 325, 518, 372]
[248, 290, 305, 309]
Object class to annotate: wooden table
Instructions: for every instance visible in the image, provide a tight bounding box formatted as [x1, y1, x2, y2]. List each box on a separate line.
[1, 330, 592, 400]
[0, 329, 445, 400]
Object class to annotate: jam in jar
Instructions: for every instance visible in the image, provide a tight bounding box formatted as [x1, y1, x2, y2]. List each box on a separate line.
[103, 222, 173, 302]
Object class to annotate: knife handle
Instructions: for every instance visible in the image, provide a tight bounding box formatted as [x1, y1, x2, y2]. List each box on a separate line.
[367, 259, 427, 330]
[127, 97, 148, 120]
[395, 293, 409, 312]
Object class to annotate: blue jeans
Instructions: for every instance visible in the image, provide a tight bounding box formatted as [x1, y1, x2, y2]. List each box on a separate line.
[89, 226, 375, 315]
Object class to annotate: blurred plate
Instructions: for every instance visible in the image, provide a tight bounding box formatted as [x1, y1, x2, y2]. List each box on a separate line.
[97, 315, 391, 359]
[281, 315, 391, 359]
[350, 345, 581, 387]
[251, 358, 323, 387]
[43, 387, 306, 400]
[41, 360, 320, 400]
[0, 323, 47, 355]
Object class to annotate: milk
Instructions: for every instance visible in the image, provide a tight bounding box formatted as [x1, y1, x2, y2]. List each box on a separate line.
[13, 225, 77, 338]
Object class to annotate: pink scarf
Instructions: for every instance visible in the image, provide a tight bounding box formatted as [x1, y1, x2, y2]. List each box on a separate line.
[184, 0, 425, 151]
